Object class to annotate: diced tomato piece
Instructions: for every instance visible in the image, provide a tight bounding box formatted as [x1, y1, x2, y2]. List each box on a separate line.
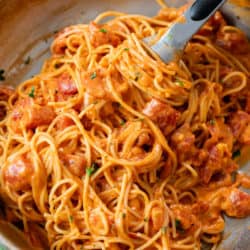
[81, 115, 92, 131]
[136, 132, 151, 147]
[151, 206, 164, 231]
[62, 154, 86, 177]
[3, 155, 34, 190]
[57, 73, 77, 95]
[170, 124, 208, 167]
[82, 69, 126, 101]
[10, 98, 55, 132]
[229, 111, 250, 145]
[89, 22, 122, 48]
[198, 11, 226, 36]
[172, 205, 197, 231]
[216, 29, 250, 54]
[205, 120, 234, 151]
[142, 98, 180, 136]
[171, 124, 195, 153]
[56, 116, 74, 130]
[82, 69, 109, 99]
[200, 143, 237, 184]
[222, 188, 250, 217]
[192, 201, 209, 215]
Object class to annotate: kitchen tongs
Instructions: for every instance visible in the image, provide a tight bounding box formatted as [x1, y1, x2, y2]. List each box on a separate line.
[149, 0, 227, 63]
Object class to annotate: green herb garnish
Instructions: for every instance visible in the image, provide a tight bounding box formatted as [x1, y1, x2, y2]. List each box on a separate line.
[86, 162, 98, 177]
[124, 48, 129, 51]
[161, 226, 167, 234]
[138, 118, 144, 122]
[24, 56, 31, 65]
[0, 69, 5, 81]
[28, 86, 35, 98]
[99, 28, 107, 33]
[90, 71, 97, 80]
[122, 213, 126, 218]
[144, 218, 148, 222]
[69, 215, 73, 222]
[175, 79, 184, 87]
[232, 149, 241, 159]
[175, 219, 184, 232]
[209, 119, 216, 125]
[120, 120, 126, 126]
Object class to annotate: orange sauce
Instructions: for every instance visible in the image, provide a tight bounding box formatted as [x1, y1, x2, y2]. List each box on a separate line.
[229, 0, 250, 8]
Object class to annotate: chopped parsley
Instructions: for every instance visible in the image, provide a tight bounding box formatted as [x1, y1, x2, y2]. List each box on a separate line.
[175, 219, 184, 232]
[209, 119, 216, 125]
[124, 48, 129, 51]
[99, 28, 107, 33]
[138, 118, 144, 121]
[232, 149, 241, 159]
[175, 79, 184, 87]
[28, 86, 35, 98]
[122, 213, 126, 218]
[0, 69, 5, 81]
[69, 215, 74, 222]
[120, 120, 126, 126]
[24, 56, 31, 65]
[143, 217, 148, 222]
[161, 226, 167, 234]
[90, 71, 97, 80]
[86, 162, 98, 177]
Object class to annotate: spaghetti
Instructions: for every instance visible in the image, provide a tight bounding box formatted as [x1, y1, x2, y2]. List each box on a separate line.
[0, 3, 250, 250]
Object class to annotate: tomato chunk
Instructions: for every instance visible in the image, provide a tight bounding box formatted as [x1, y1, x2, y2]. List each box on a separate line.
[56, 116, 74, 130]
[62, 154, 86, 177]
[89, 22, 122, 48]
[10, 98, 55, 132]
[229, 111, 250, 145]
[142, 98, 180, 136]
[222, 188, 250, 217]
[3, 155, 34, 190]
[57, 73, 77, 95]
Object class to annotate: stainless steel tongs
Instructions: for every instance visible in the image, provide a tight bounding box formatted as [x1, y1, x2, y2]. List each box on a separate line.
[149, 0, 227, 63]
